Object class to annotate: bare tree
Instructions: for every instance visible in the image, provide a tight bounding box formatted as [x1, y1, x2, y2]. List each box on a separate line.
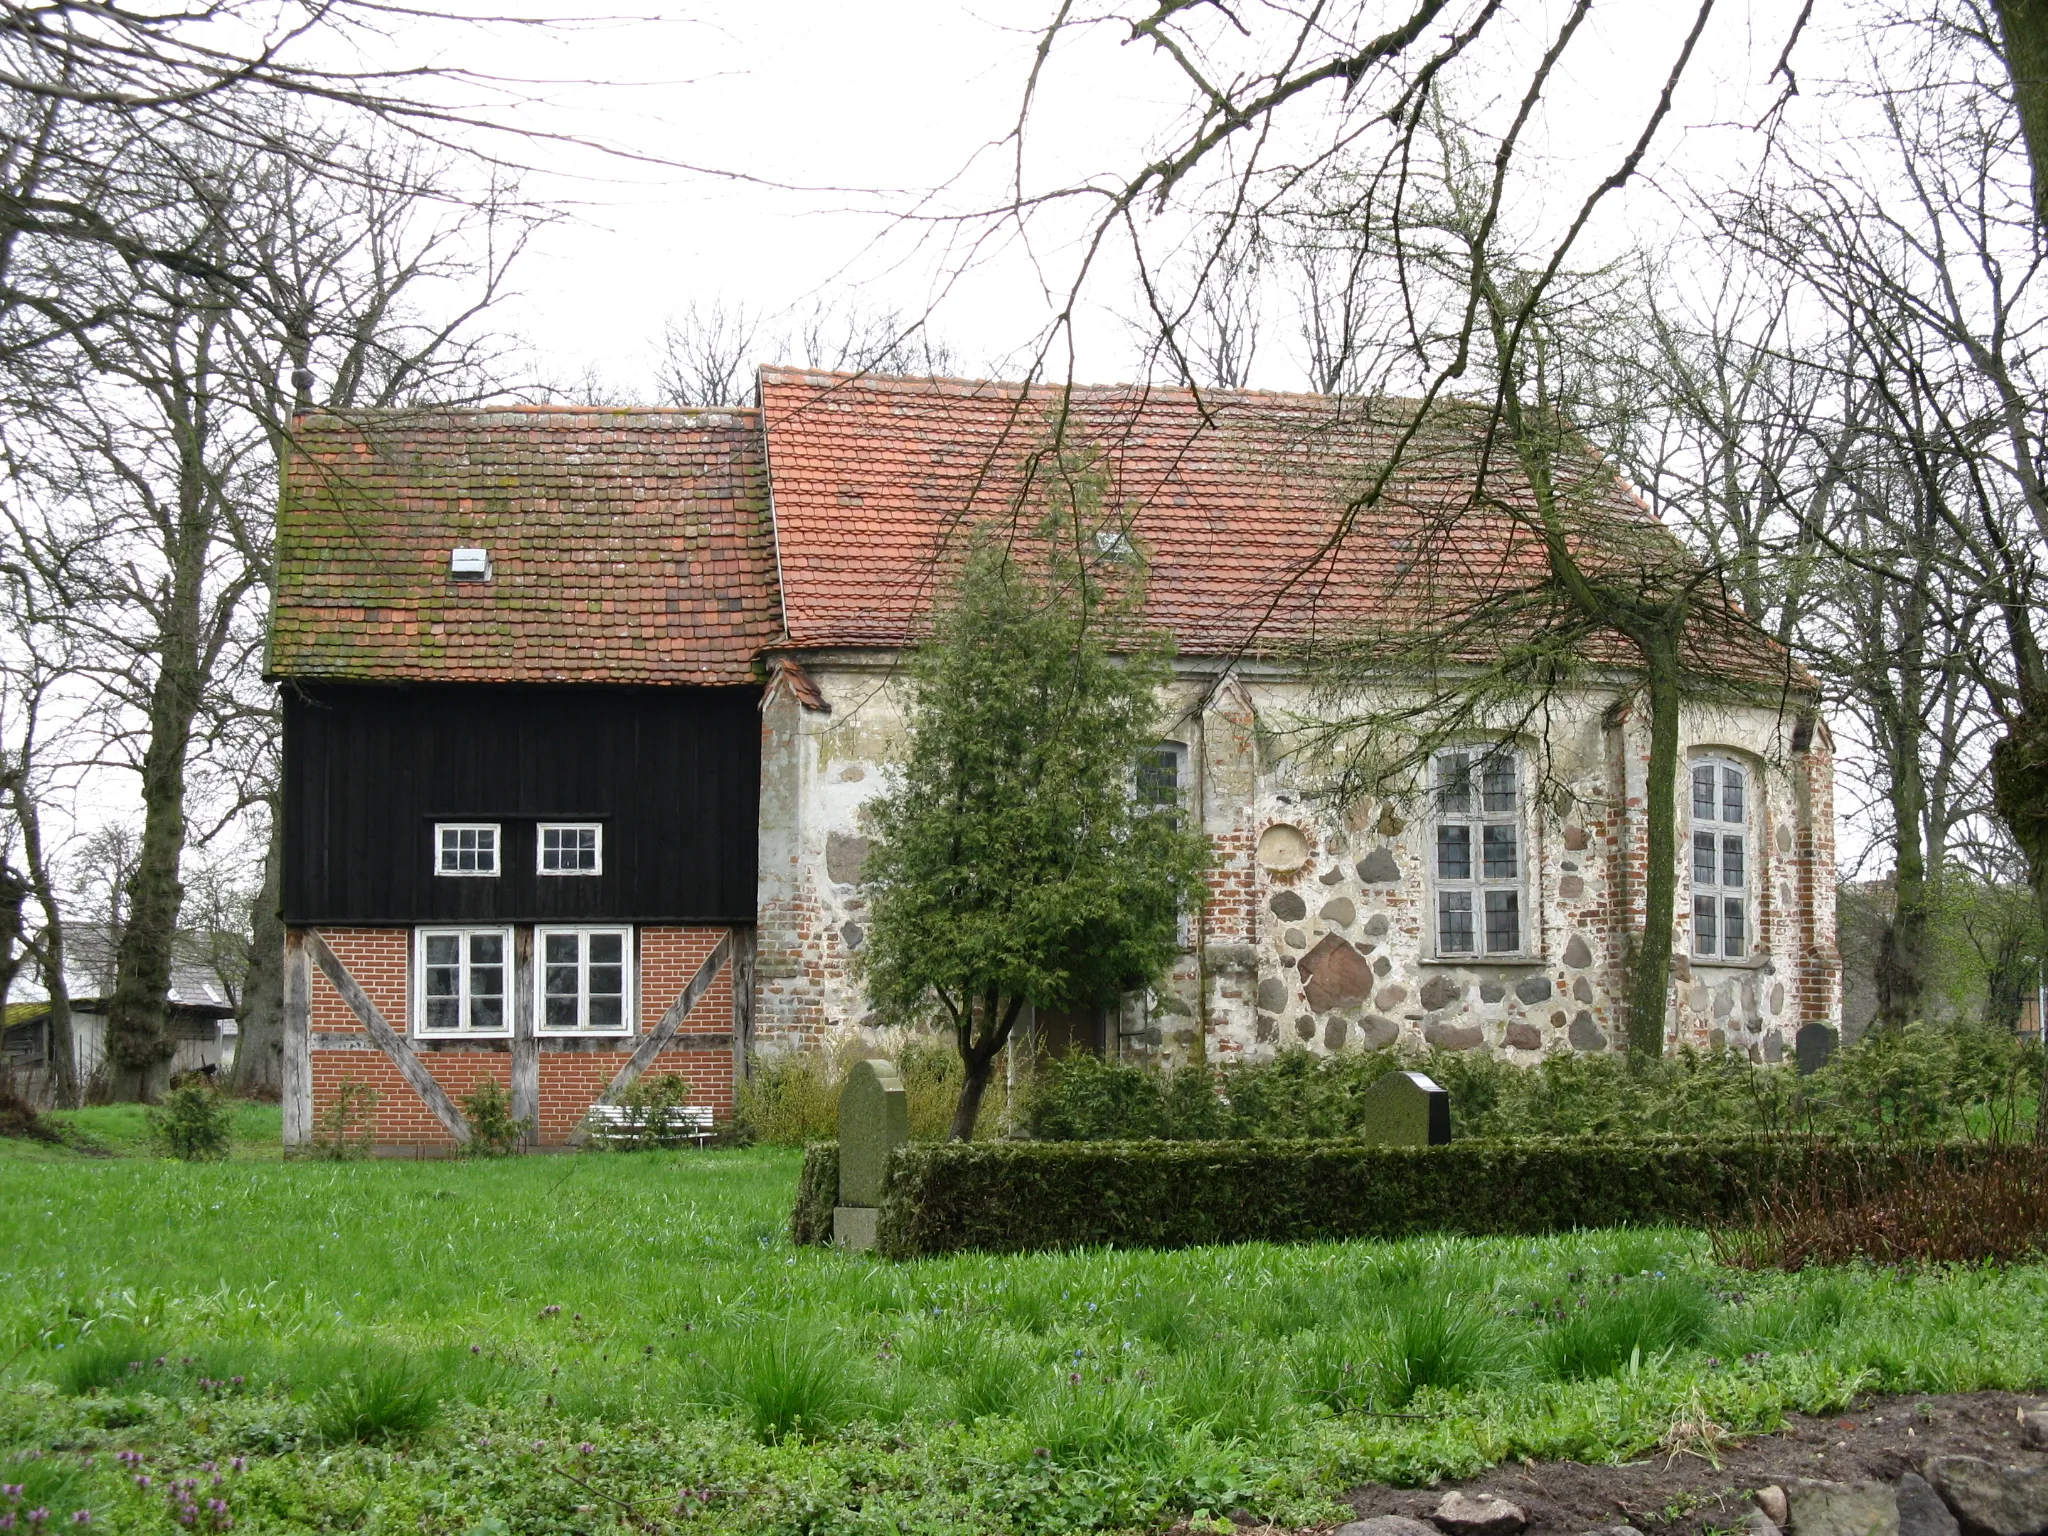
[654, 300, 764, 408]
[0, 119, 533, 1099]
[1720, 8, 2048, 1007]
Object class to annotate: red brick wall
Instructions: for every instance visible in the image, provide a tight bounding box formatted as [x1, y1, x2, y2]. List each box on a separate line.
[299, 923, 736, 1150]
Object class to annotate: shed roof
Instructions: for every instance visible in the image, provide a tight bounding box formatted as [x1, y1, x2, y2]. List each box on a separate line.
[268, 407, 779, 686]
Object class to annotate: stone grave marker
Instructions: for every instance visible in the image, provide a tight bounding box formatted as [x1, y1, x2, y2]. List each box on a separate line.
[1357, 1069, 1451, 1146]
[1795, 1023, 1838, 1076]
[834, 1056, 908, 1252]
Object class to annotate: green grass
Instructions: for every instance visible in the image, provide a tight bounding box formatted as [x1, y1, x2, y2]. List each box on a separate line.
[0, 1102, 284, 1161]
[4, 1150, 2048, 1536]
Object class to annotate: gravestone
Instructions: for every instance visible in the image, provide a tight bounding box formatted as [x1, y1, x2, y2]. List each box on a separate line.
[1356, 1070, 1451, 1147]
[833, 1057, 908, 1252]
[1795, 1022, 1838, 1076]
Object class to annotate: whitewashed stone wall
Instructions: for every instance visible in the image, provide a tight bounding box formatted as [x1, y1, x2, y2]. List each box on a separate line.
[751, 653, 1841, 1064]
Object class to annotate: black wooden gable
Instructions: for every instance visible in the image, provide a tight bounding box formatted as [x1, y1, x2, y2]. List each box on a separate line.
[282, 683, 759, 926]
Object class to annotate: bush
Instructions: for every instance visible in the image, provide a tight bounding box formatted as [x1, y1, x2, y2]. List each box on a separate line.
[789, 1141, 839, 1245]
[737, 1032, 1008, 1146]
[794, 1134, 2035, 1258]
[147, 1080, 234, 1161]
[1712, 1141, 2048, 1269]
[736, 1050, 838, 1145]
[599, 1073, 695, 1150]
[1014, 1028, 2045, 1145]
[311, 1078, 379, 1160]
[457, 1079, 528, 1157]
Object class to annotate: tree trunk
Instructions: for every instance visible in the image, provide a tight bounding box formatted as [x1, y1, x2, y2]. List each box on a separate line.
[949, 1051, 994, 1142]
[1874, 746, 1929, 1031]
[11, 774, 78, 1106]
[1625, 635, 1684, 1063]
[229, 806, 285, 1093]
[1995, 0, 2048, 228]
[107, 710, 193, 1100]
[949, 993, 1022, 1140]
[1991, 698, 2048, 1011]
[105, 397, 210, 1102]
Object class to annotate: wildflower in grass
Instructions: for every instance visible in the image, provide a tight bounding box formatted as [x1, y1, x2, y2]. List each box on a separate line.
[26, 1511, 47, 1527]
[1, 1515, 13, 1530]
[470, 1345, 480, 1354]
[70, 1515, 89, 1526]
[577, 1443, 594, 1456]
[133, 1478, 150, 1490]
[227, 1462, 243, 1474]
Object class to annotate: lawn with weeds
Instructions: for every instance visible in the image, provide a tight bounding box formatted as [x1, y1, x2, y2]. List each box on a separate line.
[0, 1102, 284, 1162]
[5, 1149, 2048, 1536]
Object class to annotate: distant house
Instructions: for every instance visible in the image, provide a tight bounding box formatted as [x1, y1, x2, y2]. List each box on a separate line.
[269, 370, 1841, 1151]
[3, 924, 239, 1095]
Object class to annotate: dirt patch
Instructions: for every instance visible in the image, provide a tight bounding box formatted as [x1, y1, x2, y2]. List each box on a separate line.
[1331, 1391, 2046, 1536]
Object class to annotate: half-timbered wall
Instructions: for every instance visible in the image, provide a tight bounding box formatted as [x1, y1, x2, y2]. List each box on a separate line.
[288, 923, 743, 1148]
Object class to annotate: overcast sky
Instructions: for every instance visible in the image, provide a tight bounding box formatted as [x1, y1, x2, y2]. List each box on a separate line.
[379, 0, 1823, 397]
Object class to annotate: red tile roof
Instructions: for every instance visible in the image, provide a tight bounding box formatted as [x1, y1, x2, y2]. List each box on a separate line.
[269, 407, 780, 686]
[757, 368, 1785, 675]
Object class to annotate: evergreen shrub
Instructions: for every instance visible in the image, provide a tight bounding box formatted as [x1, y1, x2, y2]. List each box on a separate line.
[1016, 1027, 2044, 1144]
[791, 1135, 2026, 1257]
[147, 1080, 234, 1161]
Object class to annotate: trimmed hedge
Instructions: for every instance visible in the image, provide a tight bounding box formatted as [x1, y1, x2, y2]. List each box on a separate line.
[790, 1140, 840, 1246]
[793, 1136, 2023, 1258]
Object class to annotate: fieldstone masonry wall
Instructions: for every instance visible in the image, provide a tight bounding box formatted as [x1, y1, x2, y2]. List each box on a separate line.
[751, 655, 1841, 1067]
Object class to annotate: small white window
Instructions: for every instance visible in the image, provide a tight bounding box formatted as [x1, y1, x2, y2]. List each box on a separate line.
[1431, 747, 1527, 958]
[1691, 760, 1750, 960]
[435, 823, 499, 877]
[416, 928, 512, 1035]
[536, 927, 633, 1034]
[538, 823, 602, 875]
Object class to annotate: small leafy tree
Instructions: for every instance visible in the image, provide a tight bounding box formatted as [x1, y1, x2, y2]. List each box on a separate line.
[860, 511, 1213, 1140]
[147, 1080, 234, 1161]
[457, 1079, 528, 1157]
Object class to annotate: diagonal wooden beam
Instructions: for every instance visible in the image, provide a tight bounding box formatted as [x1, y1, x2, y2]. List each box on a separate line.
[307, 930, 471, 1146]
[568, 932, 732, 1147]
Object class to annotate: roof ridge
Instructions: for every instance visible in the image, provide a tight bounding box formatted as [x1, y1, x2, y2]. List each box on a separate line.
[292, 404, 763, 422]
[755, 364, 1423, 411]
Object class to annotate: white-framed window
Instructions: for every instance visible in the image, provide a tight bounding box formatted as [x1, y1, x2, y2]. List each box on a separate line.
[434, 823, 499, 877]
[1135, 743, 1187, 815]
[538, 823, 603, 876]
[1431, 746, 1527, 958]
[536, 926, 633, 1034]
[1691, 758, 1750, 961]
[416, 928, 512, 1035]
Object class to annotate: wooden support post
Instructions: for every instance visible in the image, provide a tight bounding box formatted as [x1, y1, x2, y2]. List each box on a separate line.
[282, 931, 312, 1146]
[731, 925, 756, 1085]
[511, 926, 538, 1148]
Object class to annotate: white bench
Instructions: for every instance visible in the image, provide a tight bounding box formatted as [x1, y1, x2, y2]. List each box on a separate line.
[582, 1103, 715, 1148]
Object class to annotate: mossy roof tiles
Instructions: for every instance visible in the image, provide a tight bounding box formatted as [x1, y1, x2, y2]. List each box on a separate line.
[269, 378, 1796, 691]
[269, 408, 779, 685]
